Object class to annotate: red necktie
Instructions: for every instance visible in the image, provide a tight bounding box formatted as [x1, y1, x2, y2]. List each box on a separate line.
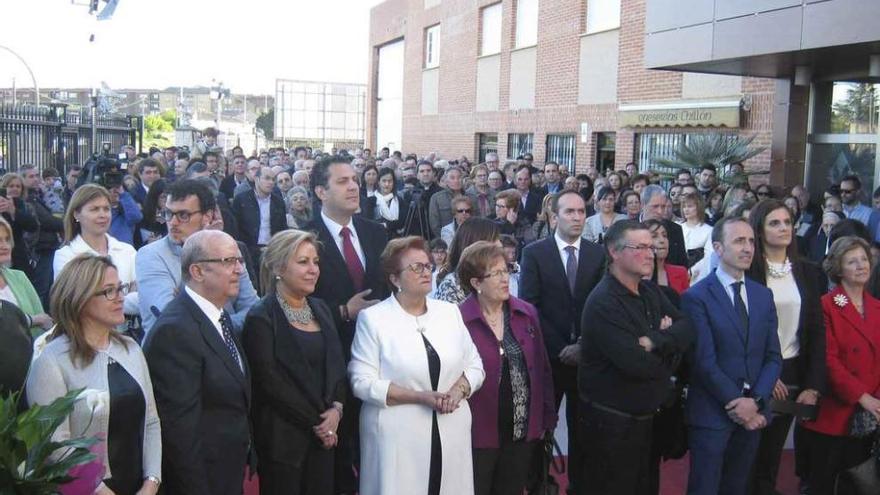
[340, 227, 365, 291]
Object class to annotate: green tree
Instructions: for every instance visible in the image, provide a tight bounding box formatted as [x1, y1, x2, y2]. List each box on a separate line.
[144, 114, 173, 133]
[256, 109, 274, 139]
[654, 133, 767, 184]
[832, 83, 878, 133]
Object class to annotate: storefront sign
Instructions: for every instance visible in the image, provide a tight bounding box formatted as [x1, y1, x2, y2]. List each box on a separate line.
[619, 100, 741, 128]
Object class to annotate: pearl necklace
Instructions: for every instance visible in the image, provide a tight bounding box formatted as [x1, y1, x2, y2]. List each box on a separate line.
[766, 257, 793, 279]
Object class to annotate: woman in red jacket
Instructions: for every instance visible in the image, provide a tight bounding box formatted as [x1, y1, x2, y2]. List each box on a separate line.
[643, 219, 689, 297]
[803, 236, 880, 493]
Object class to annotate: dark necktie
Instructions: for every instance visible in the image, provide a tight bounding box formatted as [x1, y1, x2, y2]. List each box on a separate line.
[731, 281, 749, 331]
[565, 245, 578, 295]
[340, 226, 365, 291]
[220, 310, 243, 373]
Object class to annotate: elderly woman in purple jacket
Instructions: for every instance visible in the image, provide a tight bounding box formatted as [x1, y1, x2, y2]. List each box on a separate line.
[457, 241, 557, 495]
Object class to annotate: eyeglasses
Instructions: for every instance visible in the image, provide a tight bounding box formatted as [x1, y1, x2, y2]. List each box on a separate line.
[456, 208, 472, 214]
[94, 283, 131, 300]
[164, 209, 205, 222]
[623, 244, 657, 254]
[401, 262, 435, 274]
[482, 269, 511, 279]
[197, 256, 245, 268]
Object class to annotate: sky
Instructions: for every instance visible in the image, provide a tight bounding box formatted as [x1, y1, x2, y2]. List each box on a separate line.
[0, 0, 386, 96]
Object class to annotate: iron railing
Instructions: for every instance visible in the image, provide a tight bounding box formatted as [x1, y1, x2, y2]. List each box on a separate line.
[0, 103, 140, 174]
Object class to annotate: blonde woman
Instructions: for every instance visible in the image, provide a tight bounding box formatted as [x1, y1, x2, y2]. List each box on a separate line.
[27, 254, 161, 495]
[54, 184, 139, 316]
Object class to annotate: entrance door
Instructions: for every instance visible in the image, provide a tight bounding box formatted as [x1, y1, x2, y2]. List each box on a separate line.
[376, 40, 405, 152]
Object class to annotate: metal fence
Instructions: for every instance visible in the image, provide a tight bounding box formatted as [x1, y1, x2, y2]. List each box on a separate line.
[0, 103, 140, 174]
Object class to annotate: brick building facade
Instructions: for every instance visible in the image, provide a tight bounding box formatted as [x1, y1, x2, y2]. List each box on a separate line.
[367, 0, 777, 181]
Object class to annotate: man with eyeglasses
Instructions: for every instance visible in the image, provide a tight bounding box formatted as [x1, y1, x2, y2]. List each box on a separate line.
[641, 185, 689, 267]
[578, 220, 693, 495]
[520, 190, 605, 495]
[839, 175, 880, 240]
[136, 179, 258, 335]
[143, 229, 253, 495]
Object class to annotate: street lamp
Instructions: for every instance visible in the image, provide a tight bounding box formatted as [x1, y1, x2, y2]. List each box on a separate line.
[0, 45, 39, 106]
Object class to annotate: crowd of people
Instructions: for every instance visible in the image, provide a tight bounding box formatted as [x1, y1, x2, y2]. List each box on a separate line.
[2, 128, 880, 495]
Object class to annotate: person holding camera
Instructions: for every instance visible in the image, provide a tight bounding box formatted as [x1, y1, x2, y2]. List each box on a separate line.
[108, 175, 143, 247]
[19, 165, 65, 309]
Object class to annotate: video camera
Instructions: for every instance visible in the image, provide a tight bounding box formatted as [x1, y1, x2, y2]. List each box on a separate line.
[76, 142, 128, 190]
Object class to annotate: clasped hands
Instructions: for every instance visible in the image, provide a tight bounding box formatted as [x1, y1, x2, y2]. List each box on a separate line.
[312, 407, 342, 449]
[421, 386, 466, 414]
[725, 397, 767, 430]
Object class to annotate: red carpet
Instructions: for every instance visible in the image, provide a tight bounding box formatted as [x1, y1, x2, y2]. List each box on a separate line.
[243, 451, 801, 494]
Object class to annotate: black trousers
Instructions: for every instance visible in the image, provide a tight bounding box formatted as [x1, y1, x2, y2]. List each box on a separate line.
[750, 357, 800, 495]
[804, 429, 873, 495]
[550, 361, 581, 494]
[258, 446, 335, 495]
[474, 440, 537, 495]
[579, 403, 653, 495]
[334, 398, 360, 494]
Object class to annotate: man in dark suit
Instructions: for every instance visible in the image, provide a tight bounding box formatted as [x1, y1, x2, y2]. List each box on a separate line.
[514, 165, 542, 224]
[538, 161, 563, 196]
[220, 154, 249, 202]
[143, 230, 252, 495]
[304, 155, 389, 494]
[520, 189, 605, 494]
[682, 217, 782, 495]
[232, 166, 287, 272]
[130, 158, 161, 206]
[641, 184, 688, 266]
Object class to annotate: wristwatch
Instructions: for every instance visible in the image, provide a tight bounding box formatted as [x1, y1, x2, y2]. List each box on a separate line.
[146, 476, 161, 486]
[754, 396, 765, 410]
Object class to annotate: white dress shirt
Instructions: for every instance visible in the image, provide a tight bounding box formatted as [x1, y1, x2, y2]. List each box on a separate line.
[554, 231, 580, 269]
[321, 210, 366, 266]
[715, 265, 749, 313]
[184, 285, 242, 370]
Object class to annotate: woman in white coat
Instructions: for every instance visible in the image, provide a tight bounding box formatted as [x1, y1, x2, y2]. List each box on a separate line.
[349, 236, 485, 495]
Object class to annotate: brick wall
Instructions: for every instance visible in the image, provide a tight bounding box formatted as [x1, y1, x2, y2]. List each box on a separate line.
[368, 0, 781, 180]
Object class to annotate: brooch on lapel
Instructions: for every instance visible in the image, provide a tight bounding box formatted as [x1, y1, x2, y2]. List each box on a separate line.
[833, 294, 849, 308]
[527, 326, 536, 338]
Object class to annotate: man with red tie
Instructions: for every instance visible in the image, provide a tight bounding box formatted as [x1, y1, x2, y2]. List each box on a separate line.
[305, 155, 389, 494]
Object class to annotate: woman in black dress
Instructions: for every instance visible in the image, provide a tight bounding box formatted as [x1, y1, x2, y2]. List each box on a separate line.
[242, 229, 347, 495]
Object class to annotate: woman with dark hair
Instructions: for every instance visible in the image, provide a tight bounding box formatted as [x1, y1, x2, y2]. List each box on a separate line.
[642, 219, 689, 299]
[373, 167, 407, 238]
[359, 165, 380, 219]
[140, 178, 168, 245]
[621, 190, 641, 220]
[0, 173, 38, 276]
[583, 187, 626, 244]
[746, 199, 827, 495]
[755, 183, 774, 201]
[434, 217, 501, 305]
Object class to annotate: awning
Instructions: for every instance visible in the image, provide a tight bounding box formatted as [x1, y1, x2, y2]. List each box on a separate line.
[618, 99, 742, 128]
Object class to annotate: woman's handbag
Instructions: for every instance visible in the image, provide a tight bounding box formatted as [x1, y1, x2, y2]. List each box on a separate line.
[849, 408, 880, 438]
[528, 432, 566, 495]
[835, 435, 880, 495]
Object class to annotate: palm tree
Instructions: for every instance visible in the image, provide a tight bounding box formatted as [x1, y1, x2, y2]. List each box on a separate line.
[654, 133, 767, 184]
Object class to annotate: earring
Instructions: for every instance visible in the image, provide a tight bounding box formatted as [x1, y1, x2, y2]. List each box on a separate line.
[275, 275, 281, 281]
[396, 285, 403, 293]
[477, 288, 482, 295]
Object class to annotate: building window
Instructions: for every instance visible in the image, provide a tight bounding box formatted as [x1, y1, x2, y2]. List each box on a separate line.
[546, 134, 576, 172]
[515, 0, 538, 48]
[586, 0, 620, 33]
[595, 132, 616, 173]
[480, 3, 503, 56]
[425, 24, 441, 69]
[507, 133, 534, 159]
[477, 133, 499, 163]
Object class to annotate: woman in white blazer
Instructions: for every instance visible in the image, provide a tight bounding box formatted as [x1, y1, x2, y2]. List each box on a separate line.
[349, 236, 485, 495]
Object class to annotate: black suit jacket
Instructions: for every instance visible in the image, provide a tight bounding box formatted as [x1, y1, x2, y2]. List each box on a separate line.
[220, 174, 245, 203]
[242, 295, 347, 468]
[520, 236, 605, 361]
[143, 290, 252, 495]
[304, 215, 389, 357]
[232, 189, 287, 251]
[520, 188, 543, 224]
[663, 219, 689, 267]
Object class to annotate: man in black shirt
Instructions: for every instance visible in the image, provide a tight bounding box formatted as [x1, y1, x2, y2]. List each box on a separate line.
[578, 219, 694, 495]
